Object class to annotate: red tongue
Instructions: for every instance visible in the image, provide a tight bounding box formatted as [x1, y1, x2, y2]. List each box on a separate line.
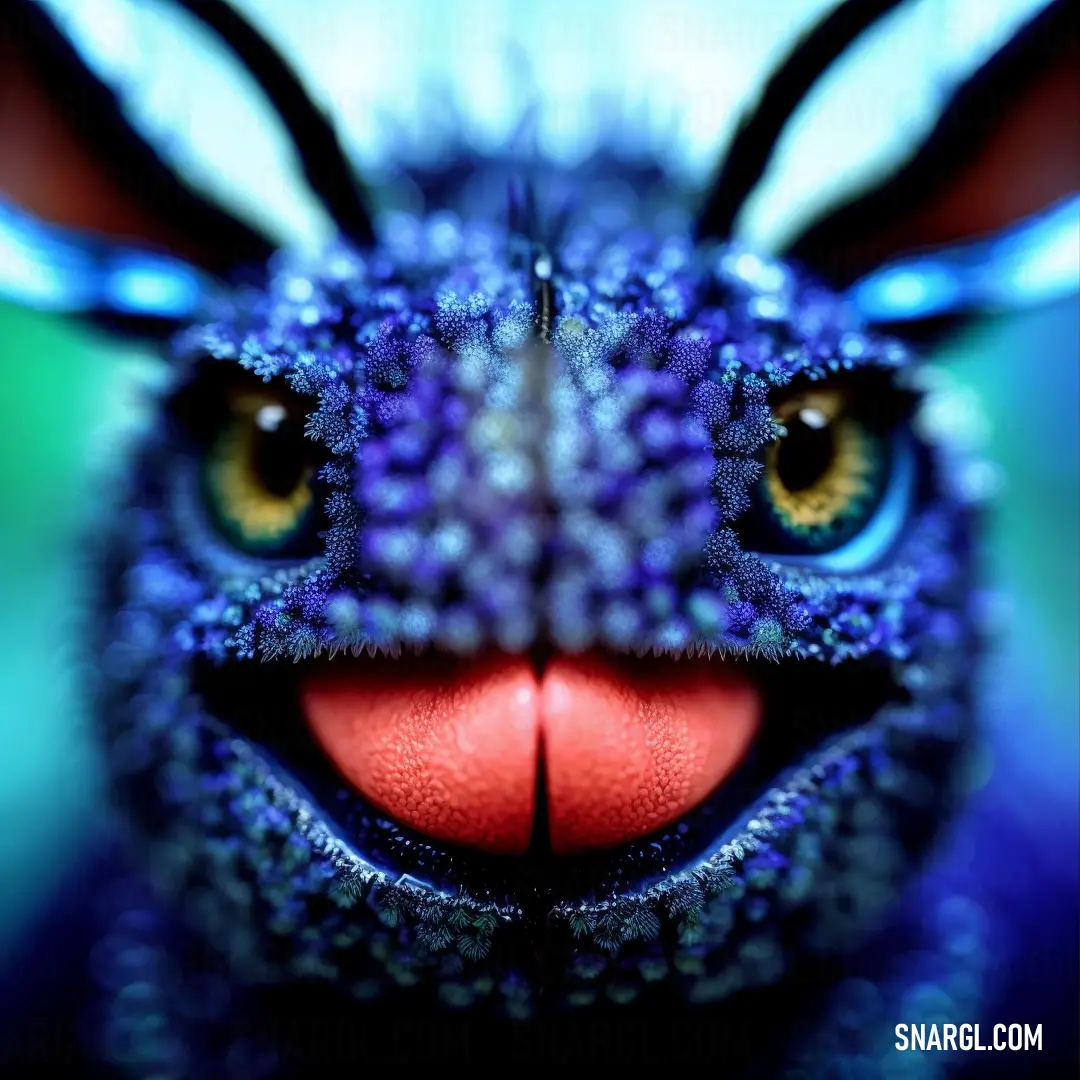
[301, 653, 760, 856]
[300, 654, 539, 855]
[541, 654, 762, 854]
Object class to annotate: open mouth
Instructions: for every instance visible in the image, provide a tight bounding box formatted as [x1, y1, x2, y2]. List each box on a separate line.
[195, 644, 904, 913]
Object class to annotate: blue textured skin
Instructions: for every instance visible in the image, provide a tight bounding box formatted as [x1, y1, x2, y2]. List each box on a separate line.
[84, 193, 984, 1076]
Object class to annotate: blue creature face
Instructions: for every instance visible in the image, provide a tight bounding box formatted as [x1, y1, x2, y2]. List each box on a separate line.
[2, 0, 1076, 1074]
[95, 199, 976, 1013]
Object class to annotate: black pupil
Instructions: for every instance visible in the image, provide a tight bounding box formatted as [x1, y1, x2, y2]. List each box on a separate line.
[776, 410, 835, 492]
[251, 407, 308, 497]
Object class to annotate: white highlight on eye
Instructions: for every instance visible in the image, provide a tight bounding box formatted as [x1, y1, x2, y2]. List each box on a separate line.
[255, 404, 287, 432]
[797, 407, 828, 431]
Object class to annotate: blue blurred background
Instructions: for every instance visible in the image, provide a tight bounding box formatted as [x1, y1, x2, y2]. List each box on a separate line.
[0, 0, 1076, 1034]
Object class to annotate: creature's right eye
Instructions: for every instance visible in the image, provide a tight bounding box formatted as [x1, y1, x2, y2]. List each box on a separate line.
[174, 372, 327, 561]
[738, 371, 917, 573]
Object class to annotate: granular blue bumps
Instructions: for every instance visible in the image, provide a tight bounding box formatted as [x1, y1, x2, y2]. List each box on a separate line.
[167, 220, 913, 666]
[94, 206, 975, 1020]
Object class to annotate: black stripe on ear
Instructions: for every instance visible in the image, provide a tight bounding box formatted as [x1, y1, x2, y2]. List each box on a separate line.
[171, 0, 376, 248]
[784, 0, 1078, 286]
[693, 0, 909, 242]
[0, 0, 277, 276]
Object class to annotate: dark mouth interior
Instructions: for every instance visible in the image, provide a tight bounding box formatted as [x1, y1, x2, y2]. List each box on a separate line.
[194, 646, 904, 912]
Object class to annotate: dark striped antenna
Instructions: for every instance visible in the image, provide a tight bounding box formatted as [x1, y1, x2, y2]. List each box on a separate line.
[172, 0, 376, 247]
[694, 0, 908, 241]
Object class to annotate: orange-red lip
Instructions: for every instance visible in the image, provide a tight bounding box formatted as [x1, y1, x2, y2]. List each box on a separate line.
[301, 651, 762, 856]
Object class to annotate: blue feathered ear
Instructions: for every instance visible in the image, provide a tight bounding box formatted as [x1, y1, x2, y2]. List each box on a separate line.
[783, 0, 1077, 291]
[0, 0, 278, 276]
[0, 193, 211, 331]
[847, 193, 1079, 325]
[790, 0, 1078, 330]
[694, 0, 1078, 332]
[0, 0, 375, 335]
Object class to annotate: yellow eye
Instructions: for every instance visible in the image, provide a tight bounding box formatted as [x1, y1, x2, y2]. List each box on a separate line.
[748, 383, 891, 555]
[203, 390, 321, 556]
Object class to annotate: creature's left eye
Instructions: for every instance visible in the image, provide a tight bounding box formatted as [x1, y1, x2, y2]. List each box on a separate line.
[741, 377, 913, 566]
[199, 385, 324, 559]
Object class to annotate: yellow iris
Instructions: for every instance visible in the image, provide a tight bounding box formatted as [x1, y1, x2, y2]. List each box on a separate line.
[763, 387, 879, 537]
[205, 392, 314, 549]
